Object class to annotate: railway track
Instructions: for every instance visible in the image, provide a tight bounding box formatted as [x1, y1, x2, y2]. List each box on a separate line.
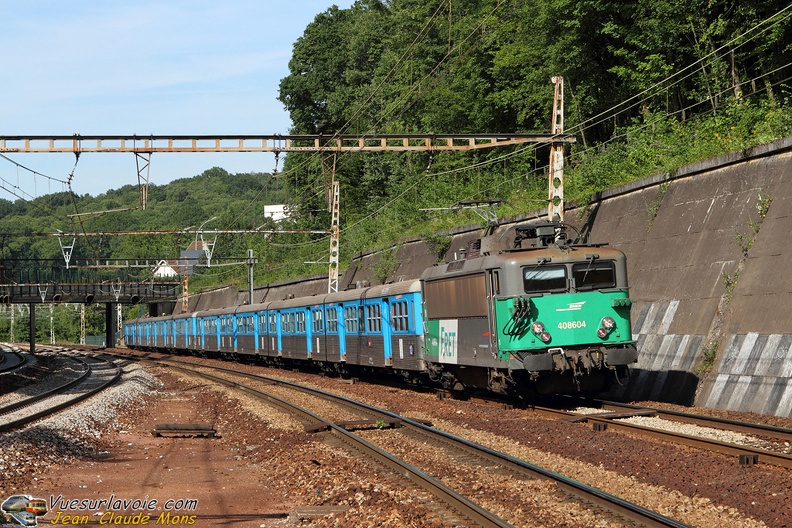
[531, 397, 792, 469]
[0, 351, 122, 432]
[118, 351, 690, 528]
[0, 343, 27, 372]
[595, 399, 792, 445]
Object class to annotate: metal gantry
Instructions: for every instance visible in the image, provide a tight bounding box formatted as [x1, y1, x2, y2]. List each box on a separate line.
[1, 97, 575, 295]
[0, 133, 571, 154]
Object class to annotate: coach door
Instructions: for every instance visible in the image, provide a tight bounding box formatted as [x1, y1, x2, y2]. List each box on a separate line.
[381, 300, 393, 366]
[343, 303, 361, 364]
[327, 304, 344, 362]
[311, 306, 326, 361]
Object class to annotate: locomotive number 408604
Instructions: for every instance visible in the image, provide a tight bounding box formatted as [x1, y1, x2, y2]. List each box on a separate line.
[558, 321, 587, 329]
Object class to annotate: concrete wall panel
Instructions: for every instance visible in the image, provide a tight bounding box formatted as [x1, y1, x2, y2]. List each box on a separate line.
[592, 138, 792, 415]
[329, 138, 792, 416]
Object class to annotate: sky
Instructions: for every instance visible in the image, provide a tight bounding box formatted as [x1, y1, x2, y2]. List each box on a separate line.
[0, 1, 354, 200]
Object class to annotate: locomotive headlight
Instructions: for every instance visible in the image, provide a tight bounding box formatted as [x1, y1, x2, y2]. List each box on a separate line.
[531, 321, 552, 343]
[597, 317, 616, 339]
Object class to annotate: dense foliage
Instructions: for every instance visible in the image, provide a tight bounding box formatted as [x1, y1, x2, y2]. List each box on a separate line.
[1, 0, 792, 341]
[0, 168, 288, 269]
[277, 0, 792, 251]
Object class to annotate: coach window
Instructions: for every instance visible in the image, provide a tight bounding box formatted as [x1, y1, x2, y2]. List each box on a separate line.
[327, 308, 338, 333]
[366, 304, 382, 333]
[296, 311, 306, 333]
[269, 313, 277, 333]
[391, 300, 409, 332]
[345, 306, 359, 333]
[523, 265, 567, 293]
[312, 310, 324, 333]
[572, 261, 616, 291]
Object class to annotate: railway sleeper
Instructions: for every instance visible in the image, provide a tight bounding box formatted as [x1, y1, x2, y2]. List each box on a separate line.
[151, 423, 217, 438]
[567, 409, 657, 423]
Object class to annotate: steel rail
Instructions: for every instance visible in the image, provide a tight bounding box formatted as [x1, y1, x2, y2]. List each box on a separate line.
[0, 354, 122, 432]
[0, 348, 26, 373]
[532, 402, 792, 469]
[595, 399, 792, 443]
[135, 354, 688, 528]
[154, 360, 514, 528]
[0, 356, 91, 415]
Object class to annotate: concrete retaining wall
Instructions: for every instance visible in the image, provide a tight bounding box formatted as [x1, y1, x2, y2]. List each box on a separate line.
[595, 137, 792, 417]
[346, 136, 792, 417]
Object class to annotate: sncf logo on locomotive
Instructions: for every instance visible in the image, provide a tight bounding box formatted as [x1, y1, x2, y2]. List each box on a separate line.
[556, 301, 586, 312]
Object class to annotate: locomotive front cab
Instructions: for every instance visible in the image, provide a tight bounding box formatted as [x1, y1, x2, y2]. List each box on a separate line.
[493, 244, 637, 391]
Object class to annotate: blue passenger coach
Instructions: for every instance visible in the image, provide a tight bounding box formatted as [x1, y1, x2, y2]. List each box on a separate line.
[126, 279, 425, 377]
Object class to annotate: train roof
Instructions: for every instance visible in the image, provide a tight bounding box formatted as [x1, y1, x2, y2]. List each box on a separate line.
[362, 279, 421, 298]
[422, 243, 627, 281]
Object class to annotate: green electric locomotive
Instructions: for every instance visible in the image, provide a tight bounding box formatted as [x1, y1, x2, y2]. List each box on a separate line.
[421, 223, 637, 395]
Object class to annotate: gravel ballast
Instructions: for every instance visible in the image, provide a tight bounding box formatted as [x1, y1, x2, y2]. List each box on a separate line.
[3, 354, 790, 527]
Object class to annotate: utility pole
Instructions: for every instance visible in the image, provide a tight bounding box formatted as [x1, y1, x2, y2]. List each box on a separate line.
[182, 256, 189, 313]
[135, 151, 151, 210]
[246, 249, 258, 304]
[328, 179, 340, 294]
[324, 154, 340, 294]
[80, 304, 86, 345]
[117, 304, 123, 346]
[29, 303, 35, 353]
[548, 76, 565, 222]
[3, 130, 573, 297]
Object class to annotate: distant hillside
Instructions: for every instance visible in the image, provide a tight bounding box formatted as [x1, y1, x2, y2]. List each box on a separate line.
[0, 167, 290, 287]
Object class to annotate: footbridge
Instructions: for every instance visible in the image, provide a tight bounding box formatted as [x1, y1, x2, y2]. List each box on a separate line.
[0, 259, 180, 352]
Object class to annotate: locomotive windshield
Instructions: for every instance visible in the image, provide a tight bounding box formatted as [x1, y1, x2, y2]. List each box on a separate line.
[572, 261, 616, 290]
[523, 265, 566, 293]
[522, 261, 617, 293]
